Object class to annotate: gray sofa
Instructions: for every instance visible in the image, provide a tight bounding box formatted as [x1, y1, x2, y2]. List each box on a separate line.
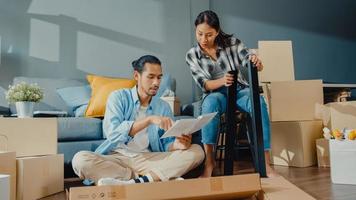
[0, 74, 184, 177]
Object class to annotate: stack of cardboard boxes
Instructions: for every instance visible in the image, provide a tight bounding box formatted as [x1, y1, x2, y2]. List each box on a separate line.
[0, 118, 64, 200]
[258, 41, 324, 168]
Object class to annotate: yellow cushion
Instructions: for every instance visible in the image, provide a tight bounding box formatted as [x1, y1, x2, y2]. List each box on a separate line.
[85, 74, 136, 117]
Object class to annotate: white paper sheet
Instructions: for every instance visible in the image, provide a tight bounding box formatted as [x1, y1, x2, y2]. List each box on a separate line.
[160, 112, 217, 138]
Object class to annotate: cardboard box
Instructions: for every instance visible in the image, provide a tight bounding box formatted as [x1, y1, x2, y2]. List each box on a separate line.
[258, 176, 316, 200]
[329, 140, 356, 185]
[0, 151, 16, 200]
[316, 138, 330, 167]
[16, 154, 64, 200]
[268, 80, 323, 122]
[258, 41, 295, 82]
[320, 101, 356, 130]
[271, 120, 323, 167]
[0, 118, 57, 157]
[0, 174, 10, 200]
[70, 174, 261, 200]
[160, 96, 181, 116]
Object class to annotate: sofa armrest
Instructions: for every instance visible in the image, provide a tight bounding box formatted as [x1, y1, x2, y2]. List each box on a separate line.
[0, 106, 10, 116]
[181, 101, 202, 118]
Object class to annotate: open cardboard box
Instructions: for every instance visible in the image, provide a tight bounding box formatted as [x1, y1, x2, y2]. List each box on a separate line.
[70, 174, 261, 200]
[315, 101, 356, 130]
[69, 174, 316, 200]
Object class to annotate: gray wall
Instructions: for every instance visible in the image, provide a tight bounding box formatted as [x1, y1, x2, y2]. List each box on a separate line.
[1, 0, 355, 105]
[210, 0, 356, 84]
[0, 0, 211, 104]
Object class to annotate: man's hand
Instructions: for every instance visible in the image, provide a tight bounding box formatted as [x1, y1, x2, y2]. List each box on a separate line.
[249, 54, 264, 71]
[170, 134, 192, 151]
[149, 116, 174, 131]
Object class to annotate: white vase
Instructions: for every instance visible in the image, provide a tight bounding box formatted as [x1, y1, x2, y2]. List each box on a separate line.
[15, 101, 34, 118]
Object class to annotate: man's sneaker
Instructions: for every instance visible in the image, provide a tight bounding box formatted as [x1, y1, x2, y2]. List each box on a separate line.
[171, 177, 184, 181]
[97, 177, 132, 186]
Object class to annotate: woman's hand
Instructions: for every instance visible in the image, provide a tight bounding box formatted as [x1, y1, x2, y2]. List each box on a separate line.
[249, 54, 264, 71]
[220, 73, 235, 87]
[171, 134, 192, 150]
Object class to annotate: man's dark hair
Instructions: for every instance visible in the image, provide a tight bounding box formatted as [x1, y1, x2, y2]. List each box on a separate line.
[131, 55, 161, 73]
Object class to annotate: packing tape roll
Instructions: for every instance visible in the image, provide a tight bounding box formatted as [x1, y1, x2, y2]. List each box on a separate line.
[210, 177, 223, 192]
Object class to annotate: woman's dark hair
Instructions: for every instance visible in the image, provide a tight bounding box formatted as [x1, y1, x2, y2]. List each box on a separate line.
[131, 55, 161, 73]
[195, 10, 239, 48]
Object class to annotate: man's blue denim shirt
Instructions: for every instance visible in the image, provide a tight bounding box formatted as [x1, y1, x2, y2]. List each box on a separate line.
[95, 86, 175, 155]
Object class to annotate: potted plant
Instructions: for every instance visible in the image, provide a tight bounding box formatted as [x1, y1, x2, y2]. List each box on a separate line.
[5, 82, 44, 118]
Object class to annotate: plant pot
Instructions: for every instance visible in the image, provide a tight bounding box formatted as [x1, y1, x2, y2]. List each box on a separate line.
[15, 101, 34, 118]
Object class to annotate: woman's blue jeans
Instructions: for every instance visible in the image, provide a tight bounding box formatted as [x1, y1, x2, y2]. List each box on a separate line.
[201, 86, 271, 150]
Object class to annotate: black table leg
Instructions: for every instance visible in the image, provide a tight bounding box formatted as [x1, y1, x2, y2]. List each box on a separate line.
[224, 71, 237, 175]
[247, 61, 267, 178]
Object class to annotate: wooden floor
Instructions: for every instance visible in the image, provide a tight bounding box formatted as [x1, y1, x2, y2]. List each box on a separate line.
[43, 162, 356, 200]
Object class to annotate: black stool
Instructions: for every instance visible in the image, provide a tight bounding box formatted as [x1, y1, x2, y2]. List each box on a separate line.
[215, 111, 257, 170]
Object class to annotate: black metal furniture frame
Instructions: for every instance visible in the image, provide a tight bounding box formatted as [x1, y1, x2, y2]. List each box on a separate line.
[224, 61, 267, 177]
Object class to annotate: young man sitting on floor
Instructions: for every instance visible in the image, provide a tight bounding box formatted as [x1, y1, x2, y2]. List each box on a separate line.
[72, 55, 205, 186]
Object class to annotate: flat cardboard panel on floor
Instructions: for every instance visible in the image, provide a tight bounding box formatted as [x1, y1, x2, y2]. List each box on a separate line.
[70, 174, 261, 200]
[271, 120, 323, 167]
[259, 176, 316, 200]
[0, 118, 57, 157]
[0, 151, 16, 200]
[316, 138, 330, 167]
[329, 140, 356, 185]
[258, 41, 295, 82]
[16, 154, 64, 200]
[269, 80, 323, 122]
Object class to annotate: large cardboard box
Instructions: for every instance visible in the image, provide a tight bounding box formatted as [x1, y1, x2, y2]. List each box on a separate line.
[316, 138, 330, 167]
[70, 174, 261, 200]
[257, 176, 316, 200]
[321, 101, 356, 130]
[160, 96, 181, 116]
[258, 41, 295, 82]
[0, 174, 10, 200]
[329, 140, 356, 185]
[271, 120, 323, 167]
[0, 151, 16, 200]
[0, 118, 57, 157]
[268, 80, 323, 122]
[16, 154, 64, 200]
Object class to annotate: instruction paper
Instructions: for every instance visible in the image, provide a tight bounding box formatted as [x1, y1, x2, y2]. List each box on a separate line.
[160, 112, 217, 138]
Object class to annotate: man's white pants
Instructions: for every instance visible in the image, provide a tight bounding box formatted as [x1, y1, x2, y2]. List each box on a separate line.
[72, 144, 205, 184]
